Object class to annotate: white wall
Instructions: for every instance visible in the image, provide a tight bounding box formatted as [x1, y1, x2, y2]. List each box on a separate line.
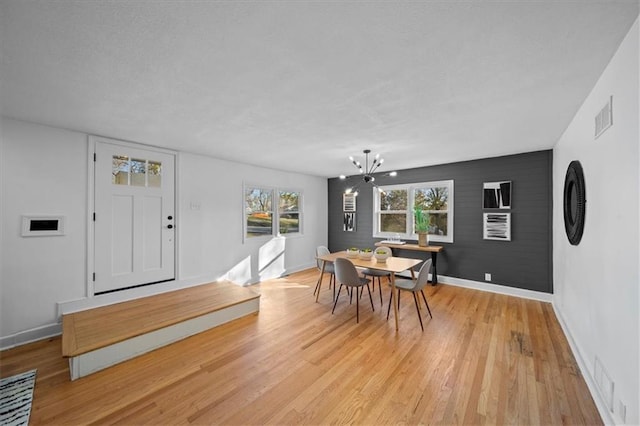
[553, 18, 639, 425]
[0, 119, 88, 344]
[177, 151, 327, 285]
[0, 117, 327, 347]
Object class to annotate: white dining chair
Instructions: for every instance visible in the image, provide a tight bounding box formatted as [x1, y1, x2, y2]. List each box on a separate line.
[386, 258, 433, 331]
[333, 258, 374, 323]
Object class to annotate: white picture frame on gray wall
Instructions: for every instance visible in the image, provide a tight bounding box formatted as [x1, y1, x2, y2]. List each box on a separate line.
[483, 181, 512, 209]
[343, 212, 356, 232]
[343, 193, 356, 212]
[483, 213, 511, 241]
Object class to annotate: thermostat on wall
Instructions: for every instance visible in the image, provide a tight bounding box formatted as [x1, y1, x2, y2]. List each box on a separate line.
[21, 215, 66, 237]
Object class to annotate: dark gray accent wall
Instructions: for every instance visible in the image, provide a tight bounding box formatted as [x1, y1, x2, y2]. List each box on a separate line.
[328, 150, 553, 293]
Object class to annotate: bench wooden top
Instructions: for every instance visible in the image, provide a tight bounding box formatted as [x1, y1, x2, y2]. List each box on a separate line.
[62, 281, 259, 357]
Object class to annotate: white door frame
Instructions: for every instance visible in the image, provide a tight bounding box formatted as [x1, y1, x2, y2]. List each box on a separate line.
[86, 135, 178, 297]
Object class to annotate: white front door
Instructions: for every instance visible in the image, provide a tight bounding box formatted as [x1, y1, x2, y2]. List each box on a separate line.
[94, 140, 176, 294]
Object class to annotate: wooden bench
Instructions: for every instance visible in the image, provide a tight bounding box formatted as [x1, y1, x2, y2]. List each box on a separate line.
[62, 281, 260, 380]
[375, 241, 444, 284]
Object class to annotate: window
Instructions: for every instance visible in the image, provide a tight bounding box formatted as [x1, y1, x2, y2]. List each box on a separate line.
[373, 180, 454, 243]
[278, 191, 301, 234]
[414, 183, 450, 239]
[245, 186, 302, 239]
[379, 188, 408, 233]
[245, 187, 273, 238]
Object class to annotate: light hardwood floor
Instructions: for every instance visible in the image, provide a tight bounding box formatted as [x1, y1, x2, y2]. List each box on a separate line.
[0, 269, 601, 425]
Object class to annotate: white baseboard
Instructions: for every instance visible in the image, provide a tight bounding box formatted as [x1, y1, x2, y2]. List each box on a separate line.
[282, 262, 316, 278]
[552, 304, 617, 426]
[436, 275, 553, 302]
[0, 322, 61, 351]
[239, 262, 316, 287]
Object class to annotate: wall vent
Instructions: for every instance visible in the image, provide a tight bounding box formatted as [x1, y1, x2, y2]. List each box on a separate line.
[21, 215, 66, 237]
[595, 96, 613, 139]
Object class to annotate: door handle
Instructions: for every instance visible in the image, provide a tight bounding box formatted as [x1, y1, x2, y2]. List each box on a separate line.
[167, 224, 174, 229]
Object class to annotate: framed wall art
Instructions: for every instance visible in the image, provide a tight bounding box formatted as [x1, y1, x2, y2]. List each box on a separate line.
[563, 161, 586, 245]
[483, 212, 511, 241]
[483, 181, 512, 209]
[343, 212, 356, 232]
[343, 193, 356, 212]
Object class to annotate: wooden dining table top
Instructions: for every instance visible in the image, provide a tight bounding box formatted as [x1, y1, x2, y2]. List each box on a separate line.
[316, 250, 422, 273]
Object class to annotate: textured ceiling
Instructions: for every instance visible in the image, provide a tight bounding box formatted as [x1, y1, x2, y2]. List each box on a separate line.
[1, 1, 638, 178]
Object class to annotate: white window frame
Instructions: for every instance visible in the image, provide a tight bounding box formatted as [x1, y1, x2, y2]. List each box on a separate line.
[244, 184, 303, 241]
[244, 185, 274, 241]
[278, 189, 303, 236]
[374, 185, 410, 239]
[373, 179, 454, 243]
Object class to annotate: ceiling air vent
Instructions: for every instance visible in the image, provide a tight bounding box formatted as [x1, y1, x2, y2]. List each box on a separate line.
[595, 96, 613, 139]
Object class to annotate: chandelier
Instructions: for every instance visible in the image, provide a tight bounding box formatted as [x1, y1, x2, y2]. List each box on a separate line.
[339, 149, 397, 195]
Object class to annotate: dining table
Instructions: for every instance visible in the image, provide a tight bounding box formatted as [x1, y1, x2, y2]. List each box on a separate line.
[315, 250, 422, 331]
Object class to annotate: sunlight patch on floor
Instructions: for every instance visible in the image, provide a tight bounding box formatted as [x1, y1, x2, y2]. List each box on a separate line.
[262, 277, 310, 289]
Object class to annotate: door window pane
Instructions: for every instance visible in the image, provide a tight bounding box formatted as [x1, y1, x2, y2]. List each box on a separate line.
[112, 156, 163, 188]
[112, 155, 130, 185]
[131, 159, 146, 187]
[148, 161, 162, 188]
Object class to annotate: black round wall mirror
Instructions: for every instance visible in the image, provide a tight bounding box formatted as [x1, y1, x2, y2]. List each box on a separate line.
[563, 161, 586, 245]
